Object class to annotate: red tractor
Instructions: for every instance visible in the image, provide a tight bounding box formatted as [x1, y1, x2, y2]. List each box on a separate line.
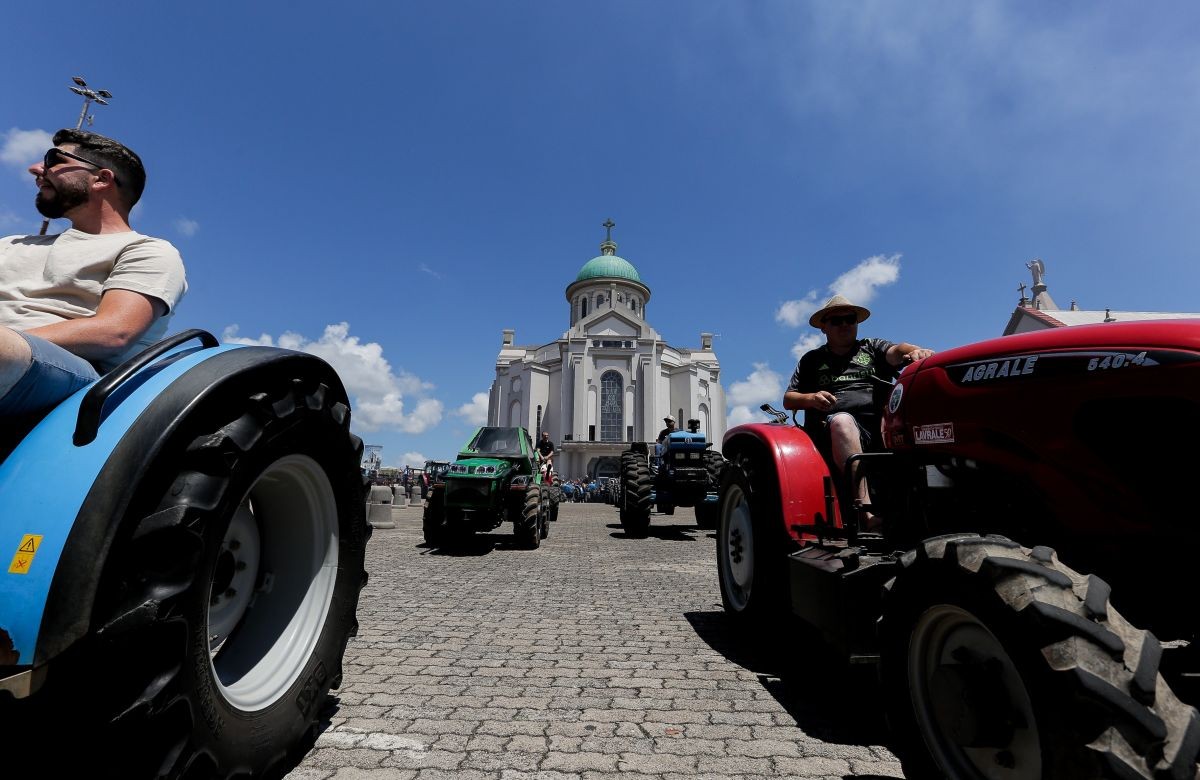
[716, 319, 1200, 779]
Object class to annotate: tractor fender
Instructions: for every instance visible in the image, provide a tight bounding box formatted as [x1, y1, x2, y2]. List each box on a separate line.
[0, 343, 349, 674]
[721, 422, 842, 542]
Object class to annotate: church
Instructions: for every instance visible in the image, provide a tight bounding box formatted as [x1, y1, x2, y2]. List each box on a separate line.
[487, 222, 726, 481]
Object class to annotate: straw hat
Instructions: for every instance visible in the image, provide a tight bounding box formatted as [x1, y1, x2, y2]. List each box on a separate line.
[664, 415, 675, 423]
[809, 294, 871, 328]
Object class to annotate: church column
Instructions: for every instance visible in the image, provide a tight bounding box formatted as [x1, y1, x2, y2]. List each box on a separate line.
[572, 356, 587, 442]
[639, 353, 655, 443]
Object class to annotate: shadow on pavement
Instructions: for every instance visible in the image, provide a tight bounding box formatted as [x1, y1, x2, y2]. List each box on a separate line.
[419, 532, 529, 556]
[605, 521, 707, 542]
[685, 610, 890, 747]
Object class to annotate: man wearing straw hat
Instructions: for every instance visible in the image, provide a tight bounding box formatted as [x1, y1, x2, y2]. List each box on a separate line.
[783, 295, 933, 531]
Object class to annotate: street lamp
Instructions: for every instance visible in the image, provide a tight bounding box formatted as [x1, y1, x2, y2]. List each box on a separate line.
[68, 76, 112, 130]
[40, 76, 114, 235]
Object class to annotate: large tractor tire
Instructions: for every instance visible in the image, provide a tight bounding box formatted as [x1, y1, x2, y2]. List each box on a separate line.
[716, 452, 790, 622]
[704, 449, 726, 490]
[621, 460, 652, 537]
[422, 487, 447, 546]
[515, 484, 542, 549]
[19, 370, 371, 778]
[880, 534, 1200, 780]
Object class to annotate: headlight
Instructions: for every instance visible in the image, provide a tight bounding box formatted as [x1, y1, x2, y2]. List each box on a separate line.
[477, 465, 497, 474]
[449, 464, 468, 474]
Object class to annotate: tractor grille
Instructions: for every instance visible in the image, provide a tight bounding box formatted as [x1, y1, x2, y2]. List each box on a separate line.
[672, 467, 709, 485]
[446, 479, 492, 507]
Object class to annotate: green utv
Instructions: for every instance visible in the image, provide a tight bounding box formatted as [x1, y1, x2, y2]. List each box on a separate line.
[422, 426, 549, 548]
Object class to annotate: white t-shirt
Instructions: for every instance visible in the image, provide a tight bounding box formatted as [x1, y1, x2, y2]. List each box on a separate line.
[0, 229, 187, 372]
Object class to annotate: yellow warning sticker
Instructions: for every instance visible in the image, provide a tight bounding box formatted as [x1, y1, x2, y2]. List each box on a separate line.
[9, 534, 43, 575]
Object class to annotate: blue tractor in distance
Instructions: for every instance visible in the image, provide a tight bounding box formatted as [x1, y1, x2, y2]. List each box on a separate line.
[0, 330, 369, 779]
[619, 419, 723, 536]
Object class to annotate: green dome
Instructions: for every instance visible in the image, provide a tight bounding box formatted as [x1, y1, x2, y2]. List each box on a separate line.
[575, 255, 642, 283]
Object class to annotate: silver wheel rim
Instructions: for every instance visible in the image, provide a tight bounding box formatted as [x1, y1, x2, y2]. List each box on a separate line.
[720, 483, 753, 611]
[207, 453, 339, 712]
[908, 604, 1041, 779]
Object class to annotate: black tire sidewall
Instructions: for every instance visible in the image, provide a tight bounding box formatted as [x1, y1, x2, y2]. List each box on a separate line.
[172, 394, 366, 771]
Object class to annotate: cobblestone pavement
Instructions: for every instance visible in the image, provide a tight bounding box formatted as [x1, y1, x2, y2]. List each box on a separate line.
[285, 501, 905, 780]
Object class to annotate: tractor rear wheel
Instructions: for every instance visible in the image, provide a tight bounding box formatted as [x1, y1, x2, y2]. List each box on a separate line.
[68, 372, 369, 779]
[716, 453, 789, 622]
[880, 534, 1200, 780]
[621, 460, 652, 537]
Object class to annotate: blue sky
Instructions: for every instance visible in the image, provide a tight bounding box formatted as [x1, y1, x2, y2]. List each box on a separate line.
[3, 3, 1198, 467]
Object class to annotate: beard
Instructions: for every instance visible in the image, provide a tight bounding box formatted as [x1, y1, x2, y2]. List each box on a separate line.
[35, 177, 91, 219]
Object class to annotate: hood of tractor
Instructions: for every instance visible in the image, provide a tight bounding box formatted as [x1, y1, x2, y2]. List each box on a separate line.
[447, 457, 514, 478]
[664, 431, 709, 449]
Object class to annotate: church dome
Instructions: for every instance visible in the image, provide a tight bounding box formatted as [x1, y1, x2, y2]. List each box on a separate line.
[575, 254, 642, 283]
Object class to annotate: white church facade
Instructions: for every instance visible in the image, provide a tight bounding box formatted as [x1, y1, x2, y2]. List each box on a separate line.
[488, 224, 726, 480]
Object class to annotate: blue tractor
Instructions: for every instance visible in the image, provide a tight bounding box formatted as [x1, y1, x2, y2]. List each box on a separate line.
[619, 419, 723, 536]
[0, 330, 369, 778]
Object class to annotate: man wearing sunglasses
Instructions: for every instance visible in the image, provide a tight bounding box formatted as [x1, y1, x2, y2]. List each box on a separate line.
[783, 294, 933, 531]
[0, 129, 186, 419]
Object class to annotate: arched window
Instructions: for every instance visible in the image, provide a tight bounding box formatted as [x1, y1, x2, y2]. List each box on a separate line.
[600, 371, 623, 442]
[581, 297, 588, 319]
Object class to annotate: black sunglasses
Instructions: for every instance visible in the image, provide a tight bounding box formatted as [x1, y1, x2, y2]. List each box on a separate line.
[823, 314, 858, 326]
[42, 148, 119, 184]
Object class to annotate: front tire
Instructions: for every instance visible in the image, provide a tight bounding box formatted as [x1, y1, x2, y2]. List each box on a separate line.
[880, 534, 1200, 780]
[516, 485, 542, 549]
[716, 453, 789, 622]
[621, 460, 652, 537]
[92, 371, 368, 778]
[422, 487, 447, 546]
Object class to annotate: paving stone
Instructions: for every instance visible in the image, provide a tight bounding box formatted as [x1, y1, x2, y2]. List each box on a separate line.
[284, 503, 902, 779]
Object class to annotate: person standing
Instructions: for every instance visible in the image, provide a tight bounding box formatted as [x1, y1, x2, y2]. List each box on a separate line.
[535, 431, 555, 478]
[0, 129, 186, 418]
[783, 295, 933, 530]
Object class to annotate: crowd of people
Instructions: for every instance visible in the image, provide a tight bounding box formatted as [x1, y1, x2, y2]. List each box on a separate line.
[558, 476, 615, 503]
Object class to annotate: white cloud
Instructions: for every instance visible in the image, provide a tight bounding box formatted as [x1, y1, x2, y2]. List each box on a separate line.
[1, 128, 52, 170]
[455, 392, 490, 425]
[727, 405, 761, 427]
[419, 263, 442, 279]
[777, 254, 903, 335]
[398, 451, 428, 468]
[727, 362, 783, 407]
[726, 363, 786, 429]
[790, 333, 825, 362]
[221, 322, 444, 434]
[775, 291, 819, 327]
[829, 254, 901, 305]
[174, 217, 199, 237]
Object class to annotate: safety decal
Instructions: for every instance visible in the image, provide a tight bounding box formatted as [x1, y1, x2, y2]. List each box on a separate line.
[913, 423, 955, 445]
[8, 534, 43, 575]
[888, 383, 904, 414]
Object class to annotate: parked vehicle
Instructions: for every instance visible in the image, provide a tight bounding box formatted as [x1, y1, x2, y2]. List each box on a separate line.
[620, 420, 723, 536]
[716, 320, 1200, 779]
[422, 426, 549, 548]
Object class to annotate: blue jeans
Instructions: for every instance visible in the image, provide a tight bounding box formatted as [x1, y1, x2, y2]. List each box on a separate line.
[0, 331, 100, 416]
